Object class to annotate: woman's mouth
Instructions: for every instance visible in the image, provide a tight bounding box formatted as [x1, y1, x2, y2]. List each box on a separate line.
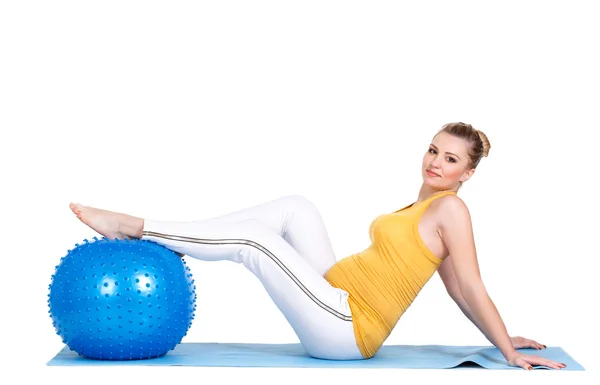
[426, 169, 440, 177]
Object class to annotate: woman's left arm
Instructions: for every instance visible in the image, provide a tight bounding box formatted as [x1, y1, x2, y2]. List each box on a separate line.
[440, 255, 547, 351]
[437, 196, 519, 363]
[438, 255, 497, 344]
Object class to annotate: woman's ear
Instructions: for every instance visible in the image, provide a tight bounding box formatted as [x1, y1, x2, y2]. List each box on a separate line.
[460, 168, 475, 183]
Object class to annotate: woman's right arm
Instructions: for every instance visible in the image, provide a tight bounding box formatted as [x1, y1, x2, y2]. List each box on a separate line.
[437, 196, 519, 363]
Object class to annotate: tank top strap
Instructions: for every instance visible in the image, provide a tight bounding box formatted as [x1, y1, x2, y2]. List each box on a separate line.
[393, 190, 456, 214]
[425, 190, 457, 202]
[416, 190, 457, 210]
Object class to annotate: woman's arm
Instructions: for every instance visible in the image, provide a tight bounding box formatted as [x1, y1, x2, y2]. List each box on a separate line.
[437, 196, 518, 362]
[437, 255, 496, 344]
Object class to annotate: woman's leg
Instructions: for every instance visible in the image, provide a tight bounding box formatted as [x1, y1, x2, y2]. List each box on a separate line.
[68, 199, 362, 359]
[191, 195, 338, 277]
[140, 217, 363, 360]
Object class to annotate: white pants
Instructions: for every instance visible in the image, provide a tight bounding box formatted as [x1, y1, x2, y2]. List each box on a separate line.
[141, 194, 363, 360]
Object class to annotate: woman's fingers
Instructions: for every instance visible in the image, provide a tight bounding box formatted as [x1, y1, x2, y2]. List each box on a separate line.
[524, 338, 546, 350]
[511, 336, 547, 350]
[509, 350, 567, 370]
[523, 355, 567, 370]
[530, 340, 545, 350]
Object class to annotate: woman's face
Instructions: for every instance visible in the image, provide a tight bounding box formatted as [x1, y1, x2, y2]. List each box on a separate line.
[421, 132, 475, 190]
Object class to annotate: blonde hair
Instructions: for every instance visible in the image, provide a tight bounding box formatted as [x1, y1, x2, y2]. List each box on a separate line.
[436, 122, 490, 169]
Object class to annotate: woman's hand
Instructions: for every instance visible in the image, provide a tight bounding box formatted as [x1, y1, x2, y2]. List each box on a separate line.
[510, 335, 546, 350]
[507, 336, 566, 370]
[507, 351, 567, 370]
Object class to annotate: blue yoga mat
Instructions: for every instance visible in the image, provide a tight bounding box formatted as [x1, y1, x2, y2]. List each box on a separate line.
[47, 342, 584, 370]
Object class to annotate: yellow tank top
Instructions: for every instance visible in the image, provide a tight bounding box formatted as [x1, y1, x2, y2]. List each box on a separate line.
[325, 190, 456, 358]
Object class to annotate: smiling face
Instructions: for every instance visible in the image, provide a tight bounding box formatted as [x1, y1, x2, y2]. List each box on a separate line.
[421, 132, 475, 190]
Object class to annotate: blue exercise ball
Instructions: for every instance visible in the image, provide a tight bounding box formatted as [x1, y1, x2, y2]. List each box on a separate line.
[48, 237, 197, 360]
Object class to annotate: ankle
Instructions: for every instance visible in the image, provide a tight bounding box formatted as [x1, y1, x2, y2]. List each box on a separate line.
[118, 218, 144, 239]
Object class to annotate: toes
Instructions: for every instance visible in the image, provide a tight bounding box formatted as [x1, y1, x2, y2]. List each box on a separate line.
[70, 203, 83, 217]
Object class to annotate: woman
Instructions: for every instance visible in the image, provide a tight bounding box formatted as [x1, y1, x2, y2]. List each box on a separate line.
[69, 122, 566, 370]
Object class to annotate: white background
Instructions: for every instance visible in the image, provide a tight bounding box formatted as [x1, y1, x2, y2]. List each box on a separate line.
[1, 1, 598, 384]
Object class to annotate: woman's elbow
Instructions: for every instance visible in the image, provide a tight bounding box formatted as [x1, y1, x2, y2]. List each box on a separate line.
[458, 278, 487, 300]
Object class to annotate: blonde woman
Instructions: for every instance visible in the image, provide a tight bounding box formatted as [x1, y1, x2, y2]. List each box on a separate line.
[69, 122, 565, 370]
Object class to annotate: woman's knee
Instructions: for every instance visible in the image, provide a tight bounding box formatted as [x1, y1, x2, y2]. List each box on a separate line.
[279, 194, 322, 221]
[279, 194, 315, 209]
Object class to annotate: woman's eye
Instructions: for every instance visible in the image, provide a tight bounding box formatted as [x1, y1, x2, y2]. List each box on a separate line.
[429, 148, 456, 163]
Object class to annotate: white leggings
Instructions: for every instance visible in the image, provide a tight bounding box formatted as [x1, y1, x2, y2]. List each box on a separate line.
[141, 194, 364, 360]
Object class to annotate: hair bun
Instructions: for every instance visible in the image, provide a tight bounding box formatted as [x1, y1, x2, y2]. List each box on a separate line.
[476, 130, 491, 157]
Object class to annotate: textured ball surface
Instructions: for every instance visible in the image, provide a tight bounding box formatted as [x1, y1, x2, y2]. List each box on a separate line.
[48, 237, 196, 360]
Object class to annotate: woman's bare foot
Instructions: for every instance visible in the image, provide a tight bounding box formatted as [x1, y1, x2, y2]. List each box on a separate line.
[69, 203, 144, 240]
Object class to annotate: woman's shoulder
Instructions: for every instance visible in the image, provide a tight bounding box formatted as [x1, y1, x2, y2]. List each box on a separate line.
[430, 194, 471, 228]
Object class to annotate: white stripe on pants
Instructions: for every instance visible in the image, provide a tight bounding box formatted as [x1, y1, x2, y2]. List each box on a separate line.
[140, 195, 364, 360]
